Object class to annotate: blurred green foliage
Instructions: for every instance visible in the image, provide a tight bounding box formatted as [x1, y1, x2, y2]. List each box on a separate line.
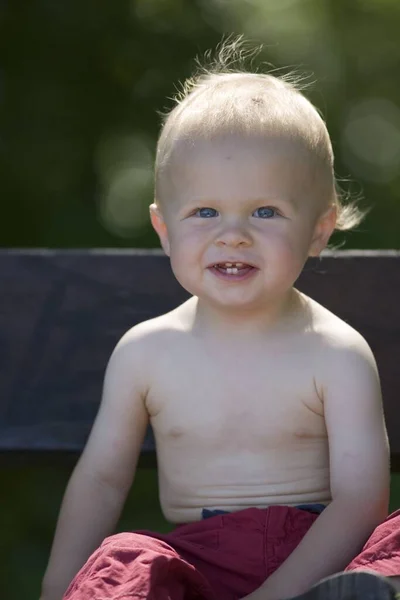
[1, 0, 400, 249]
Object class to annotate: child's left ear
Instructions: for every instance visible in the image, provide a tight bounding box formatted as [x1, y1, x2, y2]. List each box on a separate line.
[309, 205, 337, 257]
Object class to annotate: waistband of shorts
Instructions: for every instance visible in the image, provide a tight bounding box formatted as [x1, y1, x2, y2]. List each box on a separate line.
[201, 503, 326, 520]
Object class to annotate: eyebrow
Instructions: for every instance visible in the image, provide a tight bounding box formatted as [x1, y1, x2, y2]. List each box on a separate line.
[182, 196, 298, 210]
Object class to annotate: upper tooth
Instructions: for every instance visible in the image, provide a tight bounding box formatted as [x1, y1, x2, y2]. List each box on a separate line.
[225, 263, 233, 267]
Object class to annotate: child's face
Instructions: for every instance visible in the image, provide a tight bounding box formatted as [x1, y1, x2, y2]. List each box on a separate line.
[151, 135, 335, 312]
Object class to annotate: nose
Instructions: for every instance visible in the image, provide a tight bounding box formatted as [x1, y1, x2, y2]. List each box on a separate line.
[214, 220, 253, 248]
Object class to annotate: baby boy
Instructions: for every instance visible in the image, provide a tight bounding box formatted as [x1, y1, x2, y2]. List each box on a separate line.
[41, 40, 400, 600]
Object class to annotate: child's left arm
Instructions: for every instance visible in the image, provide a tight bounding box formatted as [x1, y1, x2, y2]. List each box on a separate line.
[242, 333, 390, 600]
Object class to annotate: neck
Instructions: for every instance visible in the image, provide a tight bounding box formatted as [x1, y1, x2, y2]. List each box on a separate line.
[188, 288, 301, 338]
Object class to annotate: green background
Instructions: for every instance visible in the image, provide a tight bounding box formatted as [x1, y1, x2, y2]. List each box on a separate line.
[2, 0, 400, 250]
[2, 1, 400, 598]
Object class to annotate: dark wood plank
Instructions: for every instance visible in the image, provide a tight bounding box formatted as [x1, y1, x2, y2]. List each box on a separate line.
[0, 450, 157, 469]
[0, 250, 399, 463]
[0, 249, 187, 453]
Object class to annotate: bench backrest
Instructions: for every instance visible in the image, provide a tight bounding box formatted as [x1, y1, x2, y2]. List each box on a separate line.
[1, 250, 399, 466]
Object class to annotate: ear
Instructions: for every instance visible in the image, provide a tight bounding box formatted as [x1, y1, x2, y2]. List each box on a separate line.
[149, 203, 170, 256]
[308, 205, 337, 257]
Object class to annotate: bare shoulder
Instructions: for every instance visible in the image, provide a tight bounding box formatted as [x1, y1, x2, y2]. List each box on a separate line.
[118, 300, 191, 345]
[111, 299, 192, 375]
[302, 293, 379, 382]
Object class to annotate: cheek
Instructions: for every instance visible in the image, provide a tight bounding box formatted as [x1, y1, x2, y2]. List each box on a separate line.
[263, 227, 296, 253]
[168, 231, 202, 278]
[169, 228, 207, 259]
[265, 229, 309, 273]
[168, 237, 207, 297]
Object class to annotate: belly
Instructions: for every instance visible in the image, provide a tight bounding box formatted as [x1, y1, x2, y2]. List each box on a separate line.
[157, 442, 331, 523]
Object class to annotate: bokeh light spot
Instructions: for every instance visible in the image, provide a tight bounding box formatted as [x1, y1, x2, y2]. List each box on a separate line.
[95, 133, 154, 237]
[342, 98, 400, 183]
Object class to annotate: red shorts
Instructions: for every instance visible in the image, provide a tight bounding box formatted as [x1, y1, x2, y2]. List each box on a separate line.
[64, 506, 400, 600]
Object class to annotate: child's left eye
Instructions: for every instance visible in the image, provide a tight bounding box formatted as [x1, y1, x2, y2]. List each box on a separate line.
[253, 207, 278, 219]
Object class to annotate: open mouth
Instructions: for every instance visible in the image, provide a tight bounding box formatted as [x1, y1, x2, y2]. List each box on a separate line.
[210, 262, 256, 278]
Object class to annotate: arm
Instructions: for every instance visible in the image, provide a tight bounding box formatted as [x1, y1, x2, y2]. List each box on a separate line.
[40, 329, 150, 600]
[243, 334, 390, 600]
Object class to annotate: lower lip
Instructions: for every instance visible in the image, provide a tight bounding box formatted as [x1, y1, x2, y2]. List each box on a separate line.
[208, 266, 257, 282]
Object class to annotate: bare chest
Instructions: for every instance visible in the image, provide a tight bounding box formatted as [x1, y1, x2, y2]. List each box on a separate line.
[147, 350, 327, 449]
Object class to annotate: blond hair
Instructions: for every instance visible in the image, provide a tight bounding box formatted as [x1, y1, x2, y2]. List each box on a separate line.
[155, 37, 364, 231]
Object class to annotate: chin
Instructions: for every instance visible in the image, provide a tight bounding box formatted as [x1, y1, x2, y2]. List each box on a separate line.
[207, 293, 264, 311]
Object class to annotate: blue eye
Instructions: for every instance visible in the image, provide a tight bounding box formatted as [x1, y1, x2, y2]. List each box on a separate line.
[253, 207, 277, 219]
[195, 207, 218, 218]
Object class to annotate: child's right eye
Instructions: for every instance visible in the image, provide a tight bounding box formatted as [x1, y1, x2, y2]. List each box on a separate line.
[194, 207, 218, 218]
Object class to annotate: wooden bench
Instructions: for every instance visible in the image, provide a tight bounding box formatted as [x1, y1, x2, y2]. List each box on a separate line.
[1, 249, 399, 469]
